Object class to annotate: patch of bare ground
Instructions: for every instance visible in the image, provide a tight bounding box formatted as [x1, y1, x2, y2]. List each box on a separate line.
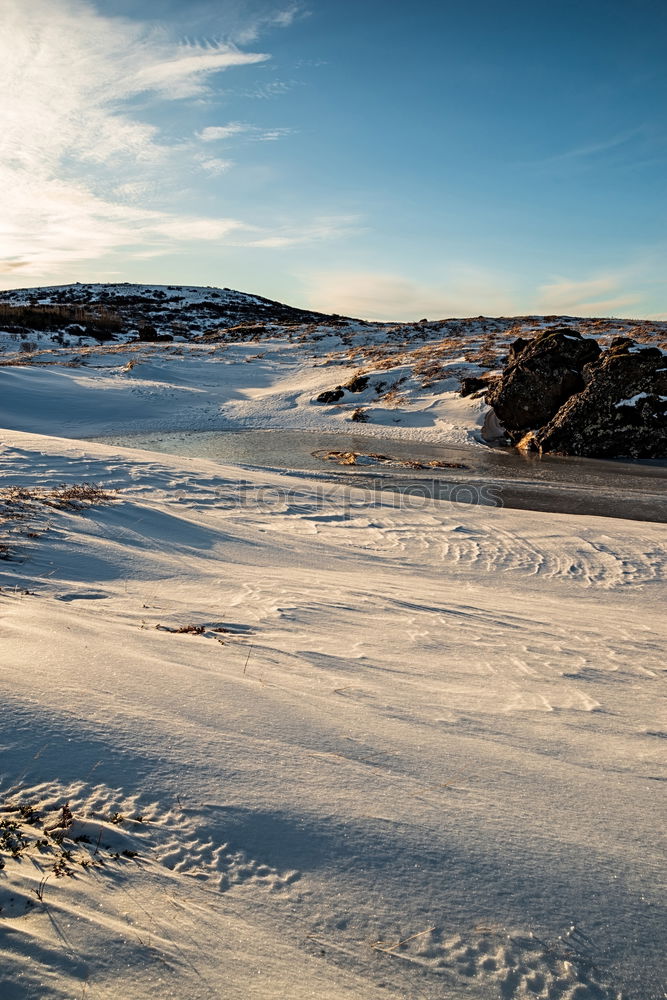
[312, 450, 467, 470]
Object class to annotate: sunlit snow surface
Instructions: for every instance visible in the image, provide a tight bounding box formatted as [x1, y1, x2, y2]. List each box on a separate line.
[0, 285, 665, 999]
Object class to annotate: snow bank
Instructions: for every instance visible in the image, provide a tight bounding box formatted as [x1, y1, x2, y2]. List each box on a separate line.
[0, 341, 489, 445]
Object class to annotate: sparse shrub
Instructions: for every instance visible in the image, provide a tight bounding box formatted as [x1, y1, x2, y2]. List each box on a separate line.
[0, 304, 121, 341]
[0, 483, 115, 561]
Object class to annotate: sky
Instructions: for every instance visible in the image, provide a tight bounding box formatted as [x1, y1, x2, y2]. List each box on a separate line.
[1, 0, 665, 320]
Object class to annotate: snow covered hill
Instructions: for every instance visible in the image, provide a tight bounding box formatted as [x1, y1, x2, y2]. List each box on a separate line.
[0, 281, 339, 339]
[1, 283, 665, 447]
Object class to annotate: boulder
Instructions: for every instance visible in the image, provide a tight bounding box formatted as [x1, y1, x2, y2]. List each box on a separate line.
[485, 328, 601, 439]
[316, 373, 369, 404]
[522, 343, 667, 458]
[460, 376, 487, 397]
[506, 336, 530, 362]
[345, 374, 369, 393]
[137, 324, 159, 342]
[460, 372, 500, 398]
[316, 386, 345, 404]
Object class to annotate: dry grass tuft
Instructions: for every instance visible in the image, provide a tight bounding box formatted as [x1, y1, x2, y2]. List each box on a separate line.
[0, 304, 122, 340]
[0, 483, 115, 562]
[0, 483, 115, 512]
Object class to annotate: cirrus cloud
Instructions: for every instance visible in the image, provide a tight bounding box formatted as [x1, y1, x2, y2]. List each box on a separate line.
[198, 123, 294, 142]
[0, 0, 322, 283]
[535, 275, 641, 316]
[302, 267, 519, 321]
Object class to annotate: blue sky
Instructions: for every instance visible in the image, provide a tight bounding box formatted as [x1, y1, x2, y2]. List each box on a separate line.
[1, 0, 665, 318]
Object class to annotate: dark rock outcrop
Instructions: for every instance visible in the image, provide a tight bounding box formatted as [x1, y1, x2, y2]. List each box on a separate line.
[460, 376, 487, 397]
[485, 328, 601, 439]
[520, 341, 667, 458]
[136, 325, 173, 343]
[316, 386, 345, 404]
[316, 374, 369, 404]
[506, 336, 530, 362]
[460, 372, 500, 398]
[345, 374, 369, 393]
[486, 329, 667, 459]
[137, 324, 158, 341]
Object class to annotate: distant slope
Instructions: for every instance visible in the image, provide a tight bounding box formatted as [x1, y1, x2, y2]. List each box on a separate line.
[1, 282, 665, 351]
[0, 282, 355, 339]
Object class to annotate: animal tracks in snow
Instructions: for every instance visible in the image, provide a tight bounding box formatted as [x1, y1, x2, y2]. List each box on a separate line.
[309, 921, 627, 999]
[372, 922, 627, 998]
[0, 781, 301, 913]
[158, 837, 300, 893]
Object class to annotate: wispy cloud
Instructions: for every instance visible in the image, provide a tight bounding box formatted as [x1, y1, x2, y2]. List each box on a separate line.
[306, 265, 661, 321]
[247, 216, 360, 248]
[198, 123, 254, 141]
[198, 122, 294, 142]
[522, 127, 661, 173]
[131, 47, 268, 100]
[303, 268, 517, 321]
[242, 78, 300, 101]
[235, 4, 310, 44]
[272, 6, 308, 28]
[196, 156, 235, 176]
[0, 0, 310, 282]
[540, 129, 641, 165]
[535, 274, 641, 315]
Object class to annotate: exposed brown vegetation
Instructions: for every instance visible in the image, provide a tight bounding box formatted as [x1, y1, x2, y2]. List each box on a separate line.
[0, 304, 123, 340]
[0, 483, 115, 562]
[0, 796, 144, 910]
[0, 483, 115, 512]
[312, 450, 468, 470]
[153, 622, 245, 641]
